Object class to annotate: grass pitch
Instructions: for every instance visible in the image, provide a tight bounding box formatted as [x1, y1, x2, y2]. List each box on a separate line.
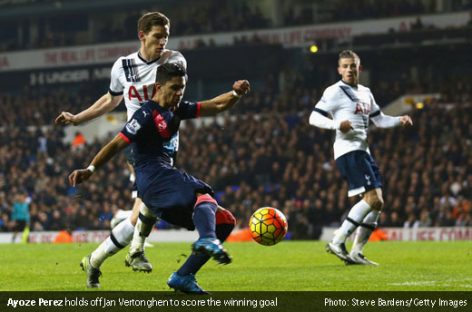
[0, 241, 471, 291]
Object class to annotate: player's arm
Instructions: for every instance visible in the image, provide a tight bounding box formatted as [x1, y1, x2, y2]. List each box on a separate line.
[198, 80, 250, 116]
[68, 134, 129, 186]
[69, 105, 150, 186]
[370, 111, 413, 128]
[309, 87, 353, 133]
[309, 110, 353, 133]
[55, 92, 123, 126]
[309, 109, 336, 130]
[310, 88, 337, 130]
[368, 92, 412, 128]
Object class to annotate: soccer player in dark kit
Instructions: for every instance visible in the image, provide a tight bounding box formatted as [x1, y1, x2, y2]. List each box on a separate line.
[69, 63, 250, 293]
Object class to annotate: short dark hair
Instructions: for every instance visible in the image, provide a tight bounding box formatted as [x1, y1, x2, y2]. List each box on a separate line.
[155, 63, 187, 85]
[138, 12, 170, 33]
[338, 50, 360, 64]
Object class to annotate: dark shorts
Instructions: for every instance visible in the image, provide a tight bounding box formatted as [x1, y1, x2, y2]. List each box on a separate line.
[13, 220, 27, 232]
[138, 165, 214, 230]
[335, 150, 382, 197]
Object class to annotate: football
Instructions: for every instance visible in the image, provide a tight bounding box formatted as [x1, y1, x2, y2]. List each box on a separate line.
[249, 207, 288, 246]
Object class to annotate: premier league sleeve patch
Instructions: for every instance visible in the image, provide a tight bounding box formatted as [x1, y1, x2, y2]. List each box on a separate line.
[125, 119, 142, 135]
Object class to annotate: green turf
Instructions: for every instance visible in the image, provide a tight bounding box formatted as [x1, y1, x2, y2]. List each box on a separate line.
[0, 241, 471, 291]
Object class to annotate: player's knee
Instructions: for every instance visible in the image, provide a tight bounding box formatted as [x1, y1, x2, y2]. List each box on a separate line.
[139, 204, 156, 222]
[216, 208, 236, 226]
[194, 193, 217, 207]
[364, 190, 384, 211]
[215, 209, 236, 242]
[371, 197, 384, 211]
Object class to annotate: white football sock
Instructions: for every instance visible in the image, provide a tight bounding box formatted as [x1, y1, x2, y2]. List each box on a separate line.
[351, 210, 380, 255]
[110, 209, 133, 229]
[129, 205, 156, 255]
[333, 200, 371, 244]
[90, 218, 134, 268]
[129, 220, 147, 254]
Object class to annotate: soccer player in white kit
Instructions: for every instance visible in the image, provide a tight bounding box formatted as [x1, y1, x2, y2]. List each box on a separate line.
[309, 50, 413, 265]
[55, 12, 186, 276]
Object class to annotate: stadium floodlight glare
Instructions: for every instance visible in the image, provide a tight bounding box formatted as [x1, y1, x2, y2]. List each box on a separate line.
[416, 102, 424, 109]
[309, 44, 319, 54]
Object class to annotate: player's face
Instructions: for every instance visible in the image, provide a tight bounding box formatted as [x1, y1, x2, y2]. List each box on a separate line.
[338, 57, 360, 86]
[158, 76, 186, 108]
[139, 25, 169, 60]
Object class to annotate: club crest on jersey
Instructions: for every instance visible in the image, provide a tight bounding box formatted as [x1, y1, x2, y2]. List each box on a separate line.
[153, 112, 171, 138]
[354, 101, 372, 115]
[126, 119, 141, 135]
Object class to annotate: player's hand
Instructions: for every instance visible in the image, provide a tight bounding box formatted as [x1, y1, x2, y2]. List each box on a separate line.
[68, 169, 93, 186]
[55, 112, 78, 126]
[232, 80, 250, 96]
[399, 115, 413, 126]
[339, 120, 353, 133]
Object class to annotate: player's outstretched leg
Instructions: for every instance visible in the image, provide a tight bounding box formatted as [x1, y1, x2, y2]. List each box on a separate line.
[80, 218, 134, 288]
[126, 202, 156, 272]
[191, 195, 231, 265]
[348, 210, 380, 266]
[168, 199, 235, 294]
[327, 200, 372, 264]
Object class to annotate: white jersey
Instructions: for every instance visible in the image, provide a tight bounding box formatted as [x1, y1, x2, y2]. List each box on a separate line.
[315, 80, 381, 159]
[109, 49, 187, 121]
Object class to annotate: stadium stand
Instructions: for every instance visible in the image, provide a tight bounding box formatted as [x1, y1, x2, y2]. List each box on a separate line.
[0, 0, 469, 52]
[0, 81, 470, 237]
[0, 0, 470, 240]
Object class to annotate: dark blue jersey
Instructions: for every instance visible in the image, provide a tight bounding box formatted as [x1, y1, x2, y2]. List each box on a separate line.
[118, 100, 212, 229]
[120, 100, 201, 168]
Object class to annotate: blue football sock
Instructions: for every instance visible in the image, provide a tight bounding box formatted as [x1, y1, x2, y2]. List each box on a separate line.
[192, 201, 217, 239]
[177, 223, 234, 276]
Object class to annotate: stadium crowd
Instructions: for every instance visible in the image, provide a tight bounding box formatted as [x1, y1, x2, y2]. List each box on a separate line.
[0, 79, 470, 238]
[1, 0, 468, 52]
[2, 55, 467, 130]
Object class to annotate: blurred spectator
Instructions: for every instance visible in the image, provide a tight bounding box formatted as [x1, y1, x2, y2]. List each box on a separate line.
[0, 68, 470, 237]
[410, 16, 424, 31]
[10, 190, 31, 243]
[71, 132, 86, 150]
[1, 0, 467, 52]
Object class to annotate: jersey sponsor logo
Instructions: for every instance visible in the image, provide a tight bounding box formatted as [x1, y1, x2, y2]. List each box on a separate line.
[152, 111, 171, 138]
[354, 101, 372, 115]
[128, 85, 157, 102]
[125, 119, 141, 135]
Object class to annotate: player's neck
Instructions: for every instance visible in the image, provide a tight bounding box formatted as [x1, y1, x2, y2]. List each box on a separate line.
[152, 96, 172, 109]
[341, 79, 358, 87]
[139, 48, 160, 63]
